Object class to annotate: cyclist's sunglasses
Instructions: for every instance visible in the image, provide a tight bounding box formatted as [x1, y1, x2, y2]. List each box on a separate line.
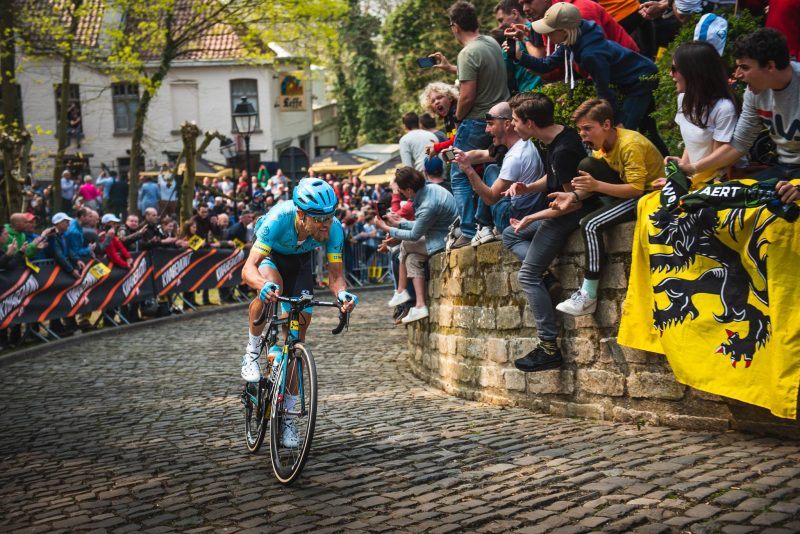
[307, 213, 334, 223]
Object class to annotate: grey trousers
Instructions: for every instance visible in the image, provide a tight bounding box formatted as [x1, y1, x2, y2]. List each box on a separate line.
[502, 212, 581, 340]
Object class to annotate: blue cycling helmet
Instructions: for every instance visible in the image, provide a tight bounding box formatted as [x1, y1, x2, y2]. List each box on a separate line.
[293, 178, 337, 216]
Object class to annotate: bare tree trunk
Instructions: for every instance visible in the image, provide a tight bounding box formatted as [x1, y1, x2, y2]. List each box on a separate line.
[51, 0, 82, 213]
[1, 0, 22, 221]
[179, 122, 200, 225]
[128, 16, 176, 216]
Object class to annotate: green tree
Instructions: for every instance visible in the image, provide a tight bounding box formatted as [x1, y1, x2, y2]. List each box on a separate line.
[383, 0, 499, 111]
[334, 0, 395, 148]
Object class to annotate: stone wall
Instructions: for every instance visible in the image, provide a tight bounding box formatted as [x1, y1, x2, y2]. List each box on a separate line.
[406, 222, 800, 438]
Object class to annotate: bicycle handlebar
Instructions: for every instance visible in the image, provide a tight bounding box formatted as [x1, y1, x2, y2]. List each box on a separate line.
[252, 293, 350, 335]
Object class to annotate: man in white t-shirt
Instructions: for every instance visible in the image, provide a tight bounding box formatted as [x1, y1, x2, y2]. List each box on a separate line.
[399, 112, 438, 172]
[156, 163, 177, 216]
[453, 101, 546, 245]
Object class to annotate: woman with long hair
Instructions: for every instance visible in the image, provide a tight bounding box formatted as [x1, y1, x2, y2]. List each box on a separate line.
[669, 40, 740, 186]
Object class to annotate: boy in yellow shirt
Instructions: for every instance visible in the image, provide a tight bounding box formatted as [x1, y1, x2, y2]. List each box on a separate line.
[548, 98, 662, 315]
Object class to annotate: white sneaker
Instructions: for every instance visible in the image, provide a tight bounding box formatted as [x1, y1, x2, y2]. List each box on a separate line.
[471, 225, 494, 247]
[240, 352, 261, 382]
[556, 290, 597, 316]
[401, 305, 429, 324]
[281, 418, 299, 448]
[388, 290, 411, 307]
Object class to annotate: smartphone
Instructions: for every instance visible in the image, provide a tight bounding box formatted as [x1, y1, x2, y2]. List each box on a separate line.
[416, 56, 436, 69]
[505, 36, 516, 53]
[442, 149, 456, 163]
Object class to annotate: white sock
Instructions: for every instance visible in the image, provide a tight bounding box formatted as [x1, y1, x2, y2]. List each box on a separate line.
[247, 331, 260, 353]
[284, 394, 298, 413]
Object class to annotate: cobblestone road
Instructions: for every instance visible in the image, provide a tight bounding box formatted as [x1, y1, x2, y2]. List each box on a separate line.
[2, 291, 800, 533]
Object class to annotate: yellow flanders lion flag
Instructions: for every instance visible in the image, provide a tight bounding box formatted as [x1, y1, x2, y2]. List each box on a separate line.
[619, 167, 800, 419]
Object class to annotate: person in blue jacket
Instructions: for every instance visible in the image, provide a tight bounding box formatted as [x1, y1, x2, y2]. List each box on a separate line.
[513, 2, 668, 155]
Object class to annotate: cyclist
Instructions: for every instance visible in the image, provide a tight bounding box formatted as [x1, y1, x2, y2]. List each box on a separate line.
[240, 178, 357, 446]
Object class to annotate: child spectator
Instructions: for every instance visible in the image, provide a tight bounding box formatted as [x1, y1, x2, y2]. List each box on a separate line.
[551, 98, 662, 316]
[515, 3, 668, 155]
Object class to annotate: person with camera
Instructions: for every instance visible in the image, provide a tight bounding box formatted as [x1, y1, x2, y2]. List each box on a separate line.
[429, 1, 510, 247]
[452, 101, 547, 247]
[374, 167, 458, 323]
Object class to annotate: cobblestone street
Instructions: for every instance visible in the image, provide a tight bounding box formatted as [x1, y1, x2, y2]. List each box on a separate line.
[2, 290, 800, 533]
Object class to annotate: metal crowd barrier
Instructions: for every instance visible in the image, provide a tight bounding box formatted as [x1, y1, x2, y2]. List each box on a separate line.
[309, 242, 392, 287]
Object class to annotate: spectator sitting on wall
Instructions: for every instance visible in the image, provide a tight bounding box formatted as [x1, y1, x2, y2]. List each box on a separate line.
[430, 0, 510, 245]
[500, 92, 594, 372]
[551, 98, 662, 317]
[374, 166, 459, 323]
[453, 101, 547, 247]
[659, 41, 741, 190]
[673, 28, 800, 205]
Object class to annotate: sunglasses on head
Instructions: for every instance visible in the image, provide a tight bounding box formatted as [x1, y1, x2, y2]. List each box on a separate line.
[485, 113, 512, 121]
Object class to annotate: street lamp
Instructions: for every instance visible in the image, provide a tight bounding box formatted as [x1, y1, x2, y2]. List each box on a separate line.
[232, 96, 257, 198]
[219, 137, 238, 216]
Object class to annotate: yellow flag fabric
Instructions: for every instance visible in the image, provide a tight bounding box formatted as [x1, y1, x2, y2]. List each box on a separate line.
[619, 187, 800, 419]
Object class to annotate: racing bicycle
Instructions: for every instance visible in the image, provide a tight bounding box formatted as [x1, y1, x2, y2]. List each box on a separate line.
[241, 292, 349, 484]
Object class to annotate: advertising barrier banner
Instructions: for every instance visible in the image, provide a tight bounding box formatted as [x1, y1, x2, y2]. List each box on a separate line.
[0, 248, 246, 328]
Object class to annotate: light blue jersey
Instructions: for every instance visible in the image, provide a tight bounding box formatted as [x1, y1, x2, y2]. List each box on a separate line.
[253, 200, 344, 263]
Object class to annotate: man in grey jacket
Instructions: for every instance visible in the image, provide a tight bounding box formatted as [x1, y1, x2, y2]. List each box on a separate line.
[374, 166, 458, 323]
[679, 28, 800, 204]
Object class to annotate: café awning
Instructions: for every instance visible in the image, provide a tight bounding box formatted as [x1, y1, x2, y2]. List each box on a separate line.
[309, 149, 374, 174]
[359, 154, 402, 185]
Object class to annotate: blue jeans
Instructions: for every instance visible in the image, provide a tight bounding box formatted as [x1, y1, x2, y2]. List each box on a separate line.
[451, 119, 493, 238]
[475, 164, 511, 233]
[502, 211, 581, 340]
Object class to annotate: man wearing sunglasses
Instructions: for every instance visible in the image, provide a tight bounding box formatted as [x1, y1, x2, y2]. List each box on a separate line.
[240, 178, 357, 387]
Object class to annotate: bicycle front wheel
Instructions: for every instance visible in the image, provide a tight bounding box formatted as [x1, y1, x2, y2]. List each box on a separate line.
[269, 343, 317, 484]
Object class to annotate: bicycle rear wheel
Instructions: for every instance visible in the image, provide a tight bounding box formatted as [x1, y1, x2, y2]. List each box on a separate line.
[244, 378, 269, 453]
[269, 343, 317, 484]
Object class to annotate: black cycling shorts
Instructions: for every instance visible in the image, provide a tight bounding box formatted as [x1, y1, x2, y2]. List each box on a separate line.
[258, 251, 314, 298]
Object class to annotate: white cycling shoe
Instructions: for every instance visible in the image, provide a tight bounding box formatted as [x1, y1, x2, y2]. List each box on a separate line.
[240, 352, 261, 382]
[281, 418, 299, 448]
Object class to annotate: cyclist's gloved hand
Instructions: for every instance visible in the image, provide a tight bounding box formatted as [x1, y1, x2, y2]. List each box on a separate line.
[337, 290, 358, 311]
[260, 281, 280, 301]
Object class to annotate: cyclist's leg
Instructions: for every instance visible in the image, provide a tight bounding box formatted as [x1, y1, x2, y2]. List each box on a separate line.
[241, 258, 283, 381]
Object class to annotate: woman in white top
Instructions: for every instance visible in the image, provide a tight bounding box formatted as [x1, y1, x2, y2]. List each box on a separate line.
[668, 40, 739, 187]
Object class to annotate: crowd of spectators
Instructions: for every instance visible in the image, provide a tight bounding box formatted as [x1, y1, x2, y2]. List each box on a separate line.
[375, 0, 799, 364]
[0, 160, 400, 348]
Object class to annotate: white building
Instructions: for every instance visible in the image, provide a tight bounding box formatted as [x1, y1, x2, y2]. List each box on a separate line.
[16, 6, 330, 180]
